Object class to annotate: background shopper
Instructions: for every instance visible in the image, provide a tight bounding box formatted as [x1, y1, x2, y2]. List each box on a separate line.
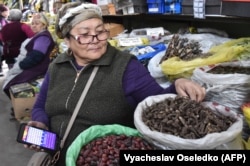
[0, 9, 34, 69]
[0, 4, 9, 76]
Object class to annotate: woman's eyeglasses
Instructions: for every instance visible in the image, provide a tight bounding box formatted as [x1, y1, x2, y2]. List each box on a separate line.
[69, 30, 110, 44]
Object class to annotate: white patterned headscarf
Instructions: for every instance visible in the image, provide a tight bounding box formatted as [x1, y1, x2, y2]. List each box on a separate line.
[56, 2, 102, 39]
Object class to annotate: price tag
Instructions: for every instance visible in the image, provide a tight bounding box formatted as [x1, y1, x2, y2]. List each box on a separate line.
[118, 37, 143, 47]
[138, 46, 155, 55]
[146, 27, 164, 36]
[193, 0, 205, 19]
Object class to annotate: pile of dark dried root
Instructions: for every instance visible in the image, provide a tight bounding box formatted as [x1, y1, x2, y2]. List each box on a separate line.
[142, 96, 236, 139]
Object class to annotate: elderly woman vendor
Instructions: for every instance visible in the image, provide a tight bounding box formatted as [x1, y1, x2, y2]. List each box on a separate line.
[2, 12, 55, 99]
[26, 2, 206, 165]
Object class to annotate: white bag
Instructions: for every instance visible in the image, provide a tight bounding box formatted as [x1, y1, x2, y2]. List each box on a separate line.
[134, 94, 244, 150]
[191, 61, 250, 85]
[147, 50, 171, 88]
[191, 61, 250, 114]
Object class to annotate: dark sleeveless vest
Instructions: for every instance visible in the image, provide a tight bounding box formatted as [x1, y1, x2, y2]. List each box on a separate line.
[46, 44, 135, 155]
[25, 30, 54, 54]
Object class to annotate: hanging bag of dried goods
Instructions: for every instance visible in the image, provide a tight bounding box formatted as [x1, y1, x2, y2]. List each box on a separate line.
[134, 94, 244, 150]
[160, 37, 250, 80]
[66, 124, 155, 166]
[191, 61, 250, 149]
[191, 60, 250, 114]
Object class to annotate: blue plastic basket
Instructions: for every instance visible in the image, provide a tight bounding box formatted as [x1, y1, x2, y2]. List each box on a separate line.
[135, 43, 167, 61]
[147, 0, 165, 13]
[165, 2, 182, 14]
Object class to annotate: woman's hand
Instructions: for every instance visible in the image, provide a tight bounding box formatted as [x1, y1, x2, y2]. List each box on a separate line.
[23, 121, 48, 151]
[27, 121, 48, 130]
[175, 78, 206, 102]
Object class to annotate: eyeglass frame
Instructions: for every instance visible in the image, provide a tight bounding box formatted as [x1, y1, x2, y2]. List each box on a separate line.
[68, 30, 110, 45]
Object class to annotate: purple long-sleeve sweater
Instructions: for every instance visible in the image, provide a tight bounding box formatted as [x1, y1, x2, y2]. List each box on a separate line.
[32, 58, 177, 126]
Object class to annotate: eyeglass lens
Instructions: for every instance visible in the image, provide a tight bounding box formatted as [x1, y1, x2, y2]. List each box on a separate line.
[79, 31, 109, 44]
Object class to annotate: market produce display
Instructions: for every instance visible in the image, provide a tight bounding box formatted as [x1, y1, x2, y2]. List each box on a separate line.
[134, 94, 243, 149]
[160, 34, 211, 62]
[160, 37, 250, 80]
[66, 124, 155, 166]
[192, 62, 250, 115]
[76, 135, 154, 166]
[142, 95, 236, 139]
[207, 66, 250, 74]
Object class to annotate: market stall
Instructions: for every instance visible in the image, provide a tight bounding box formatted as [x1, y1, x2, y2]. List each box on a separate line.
[5, 1, 250, 163]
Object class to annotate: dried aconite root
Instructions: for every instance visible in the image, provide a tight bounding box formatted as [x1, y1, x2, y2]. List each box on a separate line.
[208, 66, 250, 75]
[160, 34, 211, 63]
[142, 96, 236, 139]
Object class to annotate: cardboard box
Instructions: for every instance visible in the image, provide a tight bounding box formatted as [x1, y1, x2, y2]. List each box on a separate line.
[10, 83, 37, 121]
[10, 83, 35, 98]
[99, 3, 116, 15]
[10, 92, 37, 121]
[104, 23, 124, 38]
[100, 5, 110, 15]
[221, 0, 250, 17]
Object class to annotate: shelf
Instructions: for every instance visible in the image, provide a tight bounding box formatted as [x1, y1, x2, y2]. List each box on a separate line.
[103, 14, 250, 24]
[103, 14, 250, 38]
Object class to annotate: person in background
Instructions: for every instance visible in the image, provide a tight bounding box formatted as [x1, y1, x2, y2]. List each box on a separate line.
[0, 4, 9, 76]
[2, 12, 55, 99]
[0, 4, 8, 29]
[26, 2, 206, 165]
[0, 9, 34, 70]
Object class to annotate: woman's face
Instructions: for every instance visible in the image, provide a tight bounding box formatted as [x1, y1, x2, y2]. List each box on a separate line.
[30, 18, 46, 34]
[66, 18, 108, 66]
[1, 10, 9, 18]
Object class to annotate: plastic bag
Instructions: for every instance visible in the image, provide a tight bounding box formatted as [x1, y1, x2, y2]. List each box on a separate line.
[241, 103, 250, 128]
[66, 124, 140, 166]
[209, 37, 250, 60]
[147, 50, 171, 88]
[161, 37, 250, 79]
[134, 94, 244, 150]
[191, 61, 250, 115]
[243, 137, 250, 150]
[161, 49, 236, 76]
[192, 61, 250, 85]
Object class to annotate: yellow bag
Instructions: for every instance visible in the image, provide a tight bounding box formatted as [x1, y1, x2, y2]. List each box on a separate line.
[161, 37, 250, 79]
[243, 138, 250, 150]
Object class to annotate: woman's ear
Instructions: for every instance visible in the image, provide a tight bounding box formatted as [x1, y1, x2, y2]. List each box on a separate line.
[64, 38, 70, 47]
[43, 24, 47, 30]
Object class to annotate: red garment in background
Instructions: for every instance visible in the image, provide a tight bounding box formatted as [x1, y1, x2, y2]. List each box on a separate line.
[0, 21, 34, 64]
